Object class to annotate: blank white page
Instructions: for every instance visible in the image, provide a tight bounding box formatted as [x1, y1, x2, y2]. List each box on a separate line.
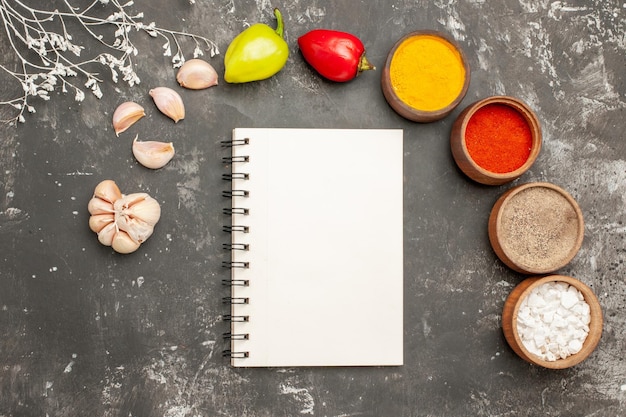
[227, 128, 403, 367]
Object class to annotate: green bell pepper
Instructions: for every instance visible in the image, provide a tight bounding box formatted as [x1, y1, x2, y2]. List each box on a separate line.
[224, 8, 289, 83]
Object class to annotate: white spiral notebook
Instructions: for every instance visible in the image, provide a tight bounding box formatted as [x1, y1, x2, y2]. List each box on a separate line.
[222, 128, 403, 367]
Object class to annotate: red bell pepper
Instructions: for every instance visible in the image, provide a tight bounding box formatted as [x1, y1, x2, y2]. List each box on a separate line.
[297, 29, 375, 82]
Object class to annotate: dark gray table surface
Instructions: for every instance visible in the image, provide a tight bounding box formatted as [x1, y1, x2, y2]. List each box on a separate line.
[1, 1, 625, 416]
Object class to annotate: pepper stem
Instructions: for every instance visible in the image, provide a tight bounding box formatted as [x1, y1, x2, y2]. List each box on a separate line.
[358, 54, 376, 73]
[273, 8, 284, 38]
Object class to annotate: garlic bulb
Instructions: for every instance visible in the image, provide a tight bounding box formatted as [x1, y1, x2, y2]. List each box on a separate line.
[112, 101, 145, 136]
[132, 135, 175, 169]
[149, 87, 185, 123]
[176, 59, 219, 90]
[88, 180, 161, 254]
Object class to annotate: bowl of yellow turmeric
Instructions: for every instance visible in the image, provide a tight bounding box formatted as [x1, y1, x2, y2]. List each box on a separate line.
[381, 30, 470, 123]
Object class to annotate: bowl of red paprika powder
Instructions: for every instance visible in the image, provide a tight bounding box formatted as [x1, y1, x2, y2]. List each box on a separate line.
[450, 96, 542, 185]
[381, 30, 470, 123]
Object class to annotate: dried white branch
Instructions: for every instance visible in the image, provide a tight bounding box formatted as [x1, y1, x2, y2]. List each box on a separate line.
[0, 0, 219, 125]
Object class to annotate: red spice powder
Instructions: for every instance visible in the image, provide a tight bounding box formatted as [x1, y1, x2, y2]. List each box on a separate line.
[465, 103, 533, 173]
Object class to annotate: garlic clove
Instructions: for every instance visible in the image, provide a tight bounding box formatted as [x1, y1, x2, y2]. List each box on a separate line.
[112, 101, 145, 136]
[114, 192, 161, 225]
[117, 216, 155, 243]
[89, 213, 115, 233]
[93, 180, 122, 203]
[132, 136, 175, 169]
[176, 59, 219, 90]
[112, 230, 141, 254]
[88, 196, 114, 215]
[97, 222, 117, 246]
[114, 193, 150, 211]
[149, 87, 185, 123]
[124, 194, 161, 225]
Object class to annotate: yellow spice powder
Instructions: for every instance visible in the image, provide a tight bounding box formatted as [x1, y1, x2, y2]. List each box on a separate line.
[390, 35, 466, 112]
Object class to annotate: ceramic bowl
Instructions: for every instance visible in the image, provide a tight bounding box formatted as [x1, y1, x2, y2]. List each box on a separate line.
[488, 182, 584, 275]
[450, 96, 542, 185]
[502, 275, 603, 369]
[381, 30, 470, 123]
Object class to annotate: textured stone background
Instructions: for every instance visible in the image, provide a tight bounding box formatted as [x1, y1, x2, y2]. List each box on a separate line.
[0, 0, 624, 416]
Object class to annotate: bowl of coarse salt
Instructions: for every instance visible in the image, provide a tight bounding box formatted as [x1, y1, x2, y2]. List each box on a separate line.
[502, 275, 603, 369]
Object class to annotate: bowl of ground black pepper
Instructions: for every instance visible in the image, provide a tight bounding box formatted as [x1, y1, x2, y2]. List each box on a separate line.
[450, 96, 542, 185]
[381, 30, 470, 123]
[488, 182, 585, 274]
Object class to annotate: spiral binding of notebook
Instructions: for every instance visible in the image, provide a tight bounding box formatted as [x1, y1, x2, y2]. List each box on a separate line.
[221, 137, 251, 360]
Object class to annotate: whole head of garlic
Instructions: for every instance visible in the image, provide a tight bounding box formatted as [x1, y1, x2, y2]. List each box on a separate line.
[88, 180, 161, 254]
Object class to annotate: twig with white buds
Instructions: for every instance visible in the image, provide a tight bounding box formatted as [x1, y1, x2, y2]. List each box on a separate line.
[0, 0, 219, 125]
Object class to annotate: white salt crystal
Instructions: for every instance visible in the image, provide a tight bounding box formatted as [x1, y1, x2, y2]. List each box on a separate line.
[542, 311, 554, 323]
[567, 314, 582, 326]
[571, 303, 584, 315]
[548, 342, 559, 353]
[552, 314, 568, 328]
[527, 292, 546, 308]
[568, 339, 583, 354]
[533, 332, 545, 348]
[549, 297, 561, 308]
[561, 287, 580, 309]
[581, 302, 590, 316]
[525, 340, 541, 356]
[517, 309, 532, 325]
